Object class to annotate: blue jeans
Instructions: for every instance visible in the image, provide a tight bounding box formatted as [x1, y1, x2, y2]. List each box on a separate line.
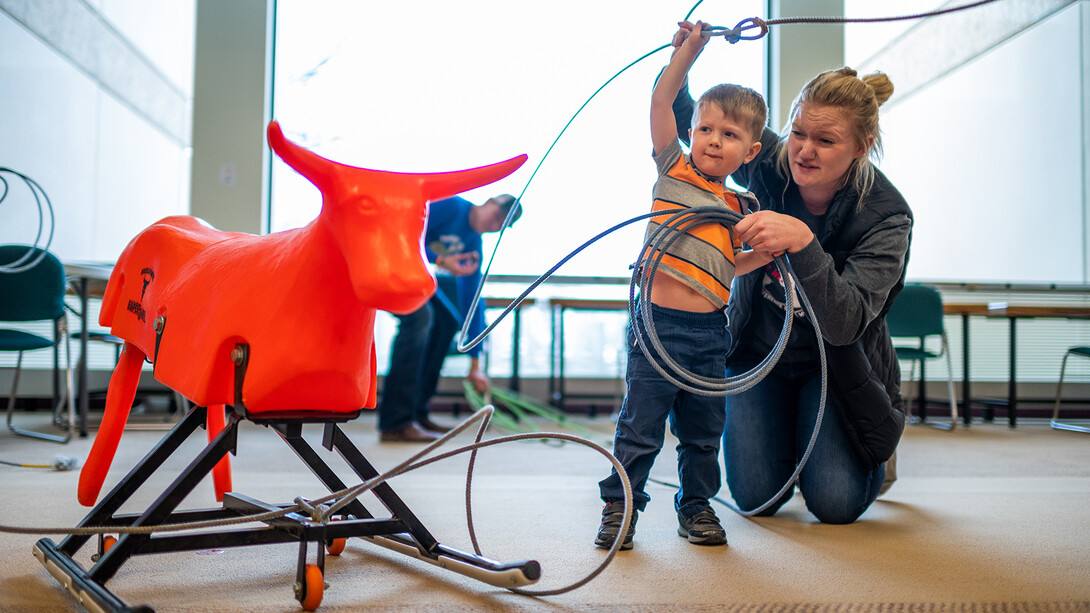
[723, 360, 884, 524]
[599, 304, 730, 518]
[377, 289, 459, 432]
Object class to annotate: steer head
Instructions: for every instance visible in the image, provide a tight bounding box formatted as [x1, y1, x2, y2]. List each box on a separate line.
[266, 121, 527, 314]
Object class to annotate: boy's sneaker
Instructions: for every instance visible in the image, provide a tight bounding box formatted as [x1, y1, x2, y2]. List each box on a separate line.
[677, 507, 728, 546]
[594, 501, 637, 550]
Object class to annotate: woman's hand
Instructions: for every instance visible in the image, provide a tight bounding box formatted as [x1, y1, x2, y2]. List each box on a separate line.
[734, 210, 815, 255]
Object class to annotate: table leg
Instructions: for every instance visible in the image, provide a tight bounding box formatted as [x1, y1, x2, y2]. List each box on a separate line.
[1008, 318, 1017, 427]
[78, 278, 89, 438]
[961, 313, 972, 426]
[549, 305, 557, 406]
[510, 308, 521, 392]
[917, 353, 927, 422]
[558, 308, 566, 410]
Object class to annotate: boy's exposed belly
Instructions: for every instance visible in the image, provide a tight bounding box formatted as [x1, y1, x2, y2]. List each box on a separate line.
[649, 273, 720, 313]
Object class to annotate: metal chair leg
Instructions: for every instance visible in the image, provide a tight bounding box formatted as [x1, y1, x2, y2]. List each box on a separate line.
[6, 351, 72, 443]
[52, 315, 76, 435]
[903, 359, 918, 423]
[1052, 349, 1090, 433]
[5, 316, 75, 443]
[938, 332, 958, 430]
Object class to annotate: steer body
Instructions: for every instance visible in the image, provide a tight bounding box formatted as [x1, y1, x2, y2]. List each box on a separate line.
[77, 121, 526, 506]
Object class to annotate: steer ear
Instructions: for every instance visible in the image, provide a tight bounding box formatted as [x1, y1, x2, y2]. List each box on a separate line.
[417, 154, 528, 203]
[267, 120, 336, 187]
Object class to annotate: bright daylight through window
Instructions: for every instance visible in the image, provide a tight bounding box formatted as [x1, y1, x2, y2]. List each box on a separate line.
[271, 1, 765, 279]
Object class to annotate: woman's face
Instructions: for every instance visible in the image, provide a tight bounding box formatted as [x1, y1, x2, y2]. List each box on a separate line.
[787, 102, 869, 201]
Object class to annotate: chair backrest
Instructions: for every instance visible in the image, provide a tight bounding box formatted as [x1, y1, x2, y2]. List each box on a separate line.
[0, 245, 67, 322]
[885, 283, 945, 338]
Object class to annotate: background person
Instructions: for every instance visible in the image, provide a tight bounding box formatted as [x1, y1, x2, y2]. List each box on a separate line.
[377, 194, 520, 442]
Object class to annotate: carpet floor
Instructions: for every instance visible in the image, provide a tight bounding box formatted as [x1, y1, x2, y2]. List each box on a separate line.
[1, 409, 1088, 612]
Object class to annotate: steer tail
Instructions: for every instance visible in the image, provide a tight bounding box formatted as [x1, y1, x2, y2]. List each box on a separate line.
[416, 154, 528, 204]
[207, 404, 232, 501]
[78, 342, 144, 506]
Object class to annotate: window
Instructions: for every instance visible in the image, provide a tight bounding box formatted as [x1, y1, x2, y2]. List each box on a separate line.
[271, 1, 766, 279]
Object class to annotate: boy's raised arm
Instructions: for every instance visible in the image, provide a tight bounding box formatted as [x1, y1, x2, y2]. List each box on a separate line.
[651, 21, 709, 156]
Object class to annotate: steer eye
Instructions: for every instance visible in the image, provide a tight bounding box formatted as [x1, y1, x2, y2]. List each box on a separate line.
[351, 195, 377, 213]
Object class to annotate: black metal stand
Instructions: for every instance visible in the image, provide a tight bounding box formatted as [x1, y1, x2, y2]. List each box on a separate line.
[34, 343, 539, 613]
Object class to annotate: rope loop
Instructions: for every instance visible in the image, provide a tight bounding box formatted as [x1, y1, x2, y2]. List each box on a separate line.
[726, 17, 768, 43]
[703, 17, 768, 44]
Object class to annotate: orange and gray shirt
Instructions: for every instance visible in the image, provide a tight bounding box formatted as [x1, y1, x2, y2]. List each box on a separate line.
[643, 139, 758, 309]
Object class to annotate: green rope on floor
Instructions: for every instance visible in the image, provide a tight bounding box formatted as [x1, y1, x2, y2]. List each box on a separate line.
[462, 382, 605, 443]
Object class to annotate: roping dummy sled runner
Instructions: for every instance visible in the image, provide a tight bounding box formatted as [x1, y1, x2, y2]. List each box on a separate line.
[32, 121, 541, 612]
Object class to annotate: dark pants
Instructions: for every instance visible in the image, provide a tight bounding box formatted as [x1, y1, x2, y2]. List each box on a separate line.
[599, 303, 730, 518]
[377, 283, 460, 432]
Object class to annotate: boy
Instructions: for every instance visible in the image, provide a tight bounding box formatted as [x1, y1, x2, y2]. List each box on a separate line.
[595, 22, 769, 550]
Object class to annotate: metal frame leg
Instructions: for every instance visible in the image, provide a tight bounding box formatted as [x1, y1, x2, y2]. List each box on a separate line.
[1052, 348, 1090, 433]
[5, 315, 75, 443]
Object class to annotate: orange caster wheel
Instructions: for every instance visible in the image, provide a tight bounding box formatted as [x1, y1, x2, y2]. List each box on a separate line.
[93, 535, 117, 562]
[297, 563, 323, 611]
[326, 537, 345, 556]
[326, 517, 346, 556]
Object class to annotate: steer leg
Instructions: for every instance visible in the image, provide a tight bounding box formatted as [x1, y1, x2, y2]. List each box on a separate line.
[78, 342, 146, 507]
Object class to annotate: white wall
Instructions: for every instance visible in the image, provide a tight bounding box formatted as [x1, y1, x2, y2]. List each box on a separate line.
[189, 0, 273, 235]
[848, 0, 1086, 284]
[0, 0, 195, 263]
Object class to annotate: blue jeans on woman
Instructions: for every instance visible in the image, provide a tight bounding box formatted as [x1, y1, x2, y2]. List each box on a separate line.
[722, 360, 884, 524]
[599, 304, 730, 518]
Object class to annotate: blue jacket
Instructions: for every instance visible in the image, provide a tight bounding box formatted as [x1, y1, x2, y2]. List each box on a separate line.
[423, 197, 486, 358]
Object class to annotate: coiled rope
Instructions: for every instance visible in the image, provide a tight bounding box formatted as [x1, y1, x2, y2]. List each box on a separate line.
[631, 206, 829, 517]
[0, 167, 56, 273]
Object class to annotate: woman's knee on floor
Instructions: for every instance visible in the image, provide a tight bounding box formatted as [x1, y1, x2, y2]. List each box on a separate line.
[798, 466, 882, 524]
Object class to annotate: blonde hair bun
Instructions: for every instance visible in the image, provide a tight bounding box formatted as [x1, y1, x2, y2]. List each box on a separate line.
[861, 71, 894, 107]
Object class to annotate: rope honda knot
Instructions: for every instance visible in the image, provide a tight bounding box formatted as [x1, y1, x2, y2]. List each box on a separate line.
[702, 17, 768, 44]
[724, 17, 768, 43]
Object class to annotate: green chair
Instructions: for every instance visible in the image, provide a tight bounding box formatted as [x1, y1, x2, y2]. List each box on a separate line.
[1, 244, 76, 443]
[1051, 346, 1090, 433]
[886, 283, 958, 430]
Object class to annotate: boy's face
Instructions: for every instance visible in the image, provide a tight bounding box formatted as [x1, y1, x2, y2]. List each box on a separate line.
[688, 104, 762, 180]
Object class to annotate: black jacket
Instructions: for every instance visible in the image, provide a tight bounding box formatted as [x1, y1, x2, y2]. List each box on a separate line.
[674, 91, 914, 469]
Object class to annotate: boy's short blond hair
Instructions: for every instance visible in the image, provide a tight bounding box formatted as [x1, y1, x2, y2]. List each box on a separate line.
[693, 83, 768, 143]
